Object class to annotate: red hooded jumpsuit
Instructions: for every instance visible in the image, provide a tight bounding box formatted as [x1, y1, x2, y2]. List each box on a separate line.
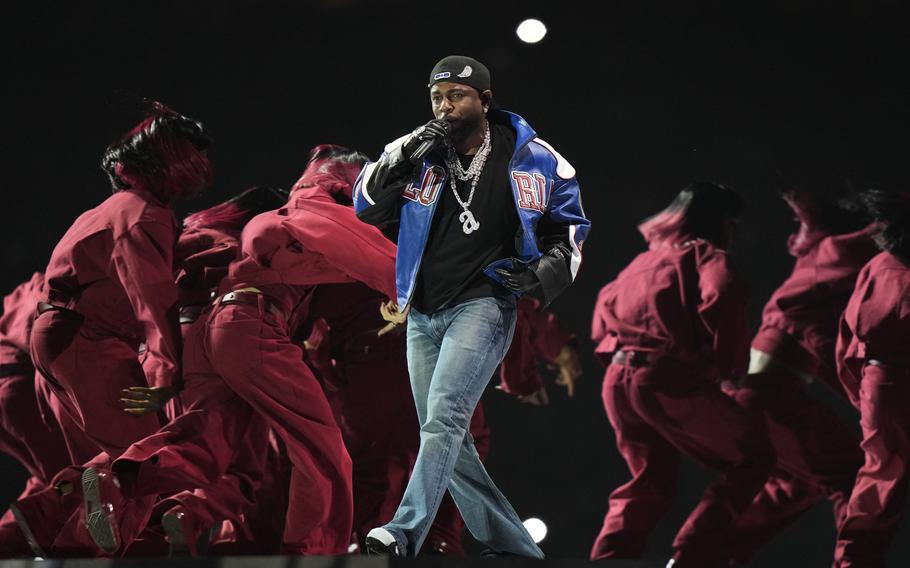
[590, 240, 774, 566]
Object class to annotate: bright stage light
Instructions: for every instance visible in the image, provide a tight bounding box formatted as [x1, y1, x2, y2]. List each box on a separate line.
[523, 517, 548, 543]
[516, 19, 547, 44]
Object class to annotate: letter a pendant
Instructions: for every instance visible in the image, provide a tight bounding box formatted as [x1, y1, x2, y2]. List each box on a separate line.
[459, 209, 480, 234]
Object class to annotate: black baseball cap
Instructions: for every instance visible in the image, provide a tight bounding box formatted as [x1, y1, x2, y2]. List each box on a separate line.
[428, 55, 491, 91]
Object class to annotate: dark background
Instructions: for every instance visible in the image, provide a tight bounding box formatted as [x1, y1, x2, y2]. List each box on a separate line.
[2, 0, 910, 565]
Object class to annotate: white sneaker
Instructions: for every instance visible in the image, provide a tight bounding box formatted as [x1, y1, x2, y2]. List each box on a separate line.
[365, 527, 400, 556]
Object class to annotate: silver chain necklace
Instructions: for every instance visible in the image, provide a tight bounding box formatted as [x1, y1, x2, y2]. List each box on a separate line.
[445, 120, 491, 235]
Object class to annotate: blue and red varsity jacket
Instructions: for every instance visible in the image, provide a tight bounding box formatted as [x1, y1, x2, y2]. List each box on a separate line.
[354, 110, 590, 309]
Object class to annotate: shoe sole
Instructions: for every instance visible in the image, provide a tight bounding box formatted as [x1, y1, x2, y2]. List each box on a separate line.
[365, 536, 399, 556]
[82, 468, 119, 554]
[161, 512, 190, 556]
[9, 503, 48, 558]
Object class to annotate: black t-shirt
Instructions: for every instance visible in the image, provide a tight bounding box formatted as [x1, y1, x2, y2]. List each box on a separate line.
[413, 119, 520, 314]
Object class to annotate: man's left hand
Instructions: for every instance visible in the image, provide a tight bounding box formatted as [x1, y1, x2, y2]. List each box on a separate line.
[495, 264, 540, 294]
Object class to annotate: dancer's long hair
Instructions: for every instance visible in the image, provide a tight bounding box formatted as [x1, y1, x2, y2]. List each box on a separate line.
[638, 182, 744, 248]
[292, 144, 370, 203]
[859, 189, 910, 264]
[101, 102, 214, 203]
[183, 186, 289, 235]
[774, 169, 868, 233]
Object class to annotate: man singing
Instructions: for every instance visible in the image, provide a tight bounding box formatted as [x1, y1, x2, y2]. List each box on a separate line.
[354, 55, 589, 557]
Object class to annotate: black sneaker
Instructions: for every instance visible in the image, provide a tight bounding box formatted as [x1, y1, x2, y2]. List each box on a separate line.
[365, 527, 400, 556]
[161, 505, 212, 557]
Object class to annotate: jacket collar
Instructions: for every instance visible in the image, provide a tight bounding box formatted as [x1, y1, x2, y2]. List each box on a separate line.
[502, 110, 537, 153]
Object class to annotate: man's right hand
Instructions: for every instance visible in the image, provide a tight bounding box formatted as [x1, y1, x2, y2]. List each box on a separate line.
[402, 119, 449, 164]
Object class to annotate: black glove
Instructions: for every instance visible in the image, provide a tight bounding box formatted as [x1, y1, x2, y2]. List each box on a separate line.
[533, 244, 573, 307]
[495, 261, 540, 294]
[402, 119, 450, 164]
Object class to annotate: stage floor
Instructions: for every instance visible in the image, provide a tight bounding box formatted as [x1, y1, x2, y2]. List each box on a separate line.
[0, 557, 665, 568]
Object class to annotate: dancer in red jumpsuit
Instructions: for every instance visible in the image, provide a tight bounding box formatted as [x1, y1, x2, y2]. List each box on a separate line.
[82, 144, 397, 556]
[13, 104, 213, 557]
[590, 182, 775, 568]
[724, 188, 876, 564]
[7, 188, 288, 559]
[154, 185, 288, 556]
[303, 283, 416, 551]
[0, 273, 71, 557]
[832, 190, 910, 568]
[499, 296, 582, 404]
[29, 103, 213, 462]
[0, 273, 70, 488]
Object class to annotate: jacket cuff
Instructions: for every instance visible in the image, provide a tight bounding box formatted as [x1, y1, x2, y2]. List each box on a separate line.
[387, 144, 421, 179]
[532, 245, 573, 307]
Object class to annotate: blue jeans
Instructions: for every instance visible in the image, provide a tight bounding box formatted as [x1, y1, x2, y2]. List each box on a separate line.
[381, 296, 544, 558]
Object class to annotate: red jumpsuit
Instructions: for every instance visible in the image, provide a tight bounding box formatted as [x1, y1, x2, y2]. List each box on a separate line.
[752, 226, 878, 392]
[12, 228, 253, 559]
[499, 296, 576, 396]
[726, 226, 877, 562]
[589, 240, 774, 566]
[832, 251, 910, 568]
[174, 226, 239, 333]
[304, 283, 415, 548]
[0, 273, 71, 556]
[30, 188, 182, 462]
[14, 188, 186, 558]
[11, 226, 265, 559]
[149, 225, 272, 554]
[112, 175, 398, 554]
[0, 273, 70, 484]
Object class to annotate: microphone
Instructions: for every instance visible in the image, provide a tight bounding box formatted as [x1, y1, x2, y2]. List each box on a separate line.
[410, 119, 450, 162]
